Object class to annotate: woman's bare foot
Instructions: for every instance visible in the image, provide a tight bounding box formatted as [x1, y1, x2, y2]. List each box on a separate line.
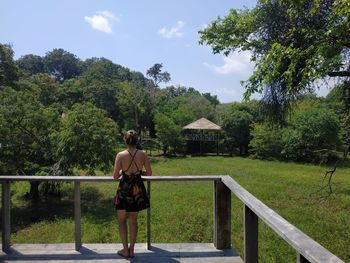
[117, 248, 129, 258]
[129, 247, 135, 258]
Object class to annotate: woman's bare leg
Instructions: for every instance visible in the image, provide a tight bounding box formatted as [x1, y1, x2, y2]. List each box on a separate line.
[117, 210, 129, 257]
[128, 212, 138, 257]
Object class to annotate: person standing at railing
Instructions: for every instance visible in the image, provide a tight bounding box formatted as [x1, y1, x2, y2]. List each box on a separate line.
[112, 130, 152, 258]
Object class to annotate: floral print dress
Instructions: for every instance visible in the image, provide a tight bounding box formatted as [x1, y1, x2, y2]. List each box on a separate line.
[114, 150, 150, 212]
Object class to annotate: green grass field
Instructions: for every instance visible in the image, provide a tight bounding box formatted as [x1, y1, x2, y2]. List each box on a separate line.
[1, 156, 350, 262]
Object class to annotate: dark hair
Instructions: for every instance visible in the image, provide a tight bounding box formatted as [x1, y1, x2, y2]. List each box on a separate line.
[124, 130, 138, 146]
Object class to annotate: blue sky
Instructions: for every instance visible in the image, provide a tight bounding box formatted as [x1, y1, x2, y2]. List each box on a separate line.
[0, 0, 329, 102]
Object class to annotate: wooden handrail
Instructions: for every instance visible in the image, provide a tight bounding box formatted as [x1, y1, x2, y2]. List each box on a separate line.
[0, 175, 222, 182]
[0, 175, 345, 262]
[221, 176, 344, 263]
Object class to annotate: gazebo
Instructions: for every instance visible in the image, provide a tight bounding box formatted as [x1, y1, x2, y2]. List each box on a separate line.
[182, 118, 222, 155]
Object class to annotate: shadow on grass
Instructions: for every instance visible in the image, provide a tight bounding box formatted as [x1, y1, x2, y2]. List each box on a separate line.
[5, 185, 116, 234]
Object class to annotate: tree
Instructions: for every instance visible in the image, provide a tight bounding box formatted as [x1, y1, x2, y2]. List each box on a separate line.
[44, 48, 82, 82]
[81, 58, 131, 83]
[0, 87, 61, 198]
[16, 73, 61, 106]
[199, 0, 350, 124]
[55, 103, 118, 175]
[249, 124, 284, 160]
[154, 113, 184, 155]
[202, 92, 220, 108]
[117, 81, 153, 130]
[146, 63, 171, 87]
[17, 54, 45, 75]
[282, 107, 340, 162]
[0, 43, 18, 88]
[222, 108, 253, 155]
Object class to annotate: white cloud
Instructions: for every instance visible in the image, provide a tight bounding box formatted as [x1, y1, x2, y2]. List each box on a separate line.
[203, 51, 254, 76]
[158, 21, 185, 39]
[84, 10, 119, 34]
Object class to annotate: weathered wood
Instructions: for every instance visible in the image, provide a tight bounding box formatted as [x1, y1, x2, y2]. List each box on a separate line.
[74, 182, 81, 251]
[1, 180, 11, 253]
[213, 180, 231, 249]
[298, 253, 311, 263]
[0, 175, 222, 182]
[0, 243, 243, 263]
[244, 205, 258, 263]
[147, 181, 151, 250]
[222, 176, 344, 263]
[0, 174, 345, 262]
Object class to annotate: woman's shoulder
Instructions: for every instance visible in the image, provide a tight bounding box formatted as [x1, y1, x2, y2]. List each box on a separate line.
[116, 150, 129, 157]
[137, 149, 148, 157]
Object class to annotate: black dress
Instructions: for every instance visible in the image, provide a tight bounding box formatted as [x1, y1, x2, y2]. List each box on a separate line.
[114, 150, 150, 212]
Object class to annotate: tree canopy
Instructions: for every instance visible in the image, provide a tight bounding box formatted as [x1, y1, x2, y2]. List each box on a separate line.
[199, 0, 350, 123]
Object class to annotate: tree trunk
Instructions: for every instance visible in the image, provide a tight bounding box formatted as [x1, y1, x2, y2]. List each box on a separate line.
[29, 181, 40, 200]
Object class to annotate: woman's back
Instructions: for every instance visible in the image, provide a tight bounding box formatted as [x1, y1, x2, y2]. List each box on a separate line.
[114, 149, 152, 177]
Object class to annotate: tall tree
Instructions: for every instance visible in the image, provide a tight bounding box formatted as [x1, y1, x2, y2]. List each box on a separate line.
[17, 54, 45, 75]
[199, 0, 350, 124]
[44, 48, 82, 82]
[0, 44, 18, 88]
[146, 63, 171, 87]
[222, 108, 253, 155]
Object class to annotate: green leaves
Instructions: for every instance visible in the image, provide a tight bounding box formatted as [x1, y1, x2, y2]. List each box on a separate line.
[200, 0, 350, 125]
[56, 103, 118, 174]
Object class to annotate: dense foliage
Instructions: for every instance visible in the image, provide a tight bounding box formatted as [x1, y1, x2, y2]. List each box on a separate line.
[0, 38, 347, 199]
[199, 0, 350, 152]
[0, 44, 219, 186]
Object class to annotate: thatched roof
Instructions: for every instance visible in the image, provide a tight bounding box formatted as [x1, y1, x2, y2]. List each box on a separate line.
[183, 118, 221, 130]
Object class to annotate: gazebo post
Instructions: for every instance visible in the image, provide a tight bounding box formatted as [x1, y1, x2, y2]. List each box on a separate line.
[216, 131, 219, 156]
[200, 130, 203, 156]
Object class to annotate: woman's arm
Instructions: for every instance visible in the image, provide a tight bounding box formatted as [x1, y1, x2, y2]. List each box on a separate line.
[112, 153, 122, 179]
[143, 153, 152, 176]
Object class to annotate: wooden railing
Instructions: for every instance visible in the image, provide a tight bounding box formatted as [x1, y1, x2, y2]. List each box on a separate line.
[0, 175, 345, 263]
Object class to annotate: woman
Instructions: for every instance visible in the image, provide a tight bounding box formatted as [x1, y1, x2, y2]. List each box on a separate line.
[113, 130, 152, 258]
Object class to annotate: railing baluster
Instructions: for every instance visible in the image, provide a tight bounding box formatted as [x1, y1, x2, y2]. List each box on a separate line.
[244, 204, 258, 263]
[297, 253, 311, 263]
[147, 181, 151, 250]
[213, 180, 231, 249]
[74, 181, 81, 251]
[1, 180, 11, 253]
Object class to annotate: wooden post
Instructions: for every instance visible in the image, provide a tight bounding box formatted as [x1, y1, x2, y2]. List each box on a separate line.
[244, 205, 258, 263]
[2, 180, 11, 253]
[216, 132, 219, 156]
[213, 180, 231, 249]
[297, 253, 311, 263]
[147, 181, 151, 250]
[74, 181, 81, 251]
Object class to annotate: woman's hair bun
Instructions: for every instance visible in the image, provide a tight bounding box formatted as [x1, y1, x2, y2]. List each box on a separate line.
[124, 130, 138, 146]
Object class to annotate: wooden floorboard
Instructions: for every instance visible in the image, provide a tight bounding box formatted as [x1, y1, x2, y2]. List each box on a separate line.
[1, 243, 243, 263]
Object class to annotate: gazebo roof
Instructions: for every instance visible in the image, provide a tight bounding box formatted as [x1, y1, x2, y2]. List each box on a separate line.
[183, 118, 221, 130]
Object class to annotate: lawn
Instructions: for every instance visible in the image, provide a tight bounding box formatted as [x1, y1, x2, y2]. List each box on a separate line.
[1, 156, 349, 262]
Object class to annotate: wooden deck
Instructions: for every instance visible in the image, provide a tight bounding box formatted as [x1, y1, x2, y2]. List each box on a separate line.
[0, 243, 243, 263]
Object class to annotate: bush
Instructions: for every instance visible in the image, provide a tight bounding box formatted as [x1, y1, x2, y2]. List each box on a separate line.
[281, 107, 340, 163]
[249, 124, 283, 159]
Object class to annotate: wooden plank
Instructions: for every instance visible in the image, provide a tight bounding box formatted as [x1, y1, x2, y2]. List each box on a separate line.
[213, 181, 231, 249]
[74, 182, 81, 251]
[0, 243, 243, 262]
[147, 181, 151, 250]
[0, 175, 222, 182]
[244, 205, 258, 263]
[1, 180, 11, 253]
[222, 176, 344, 263]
